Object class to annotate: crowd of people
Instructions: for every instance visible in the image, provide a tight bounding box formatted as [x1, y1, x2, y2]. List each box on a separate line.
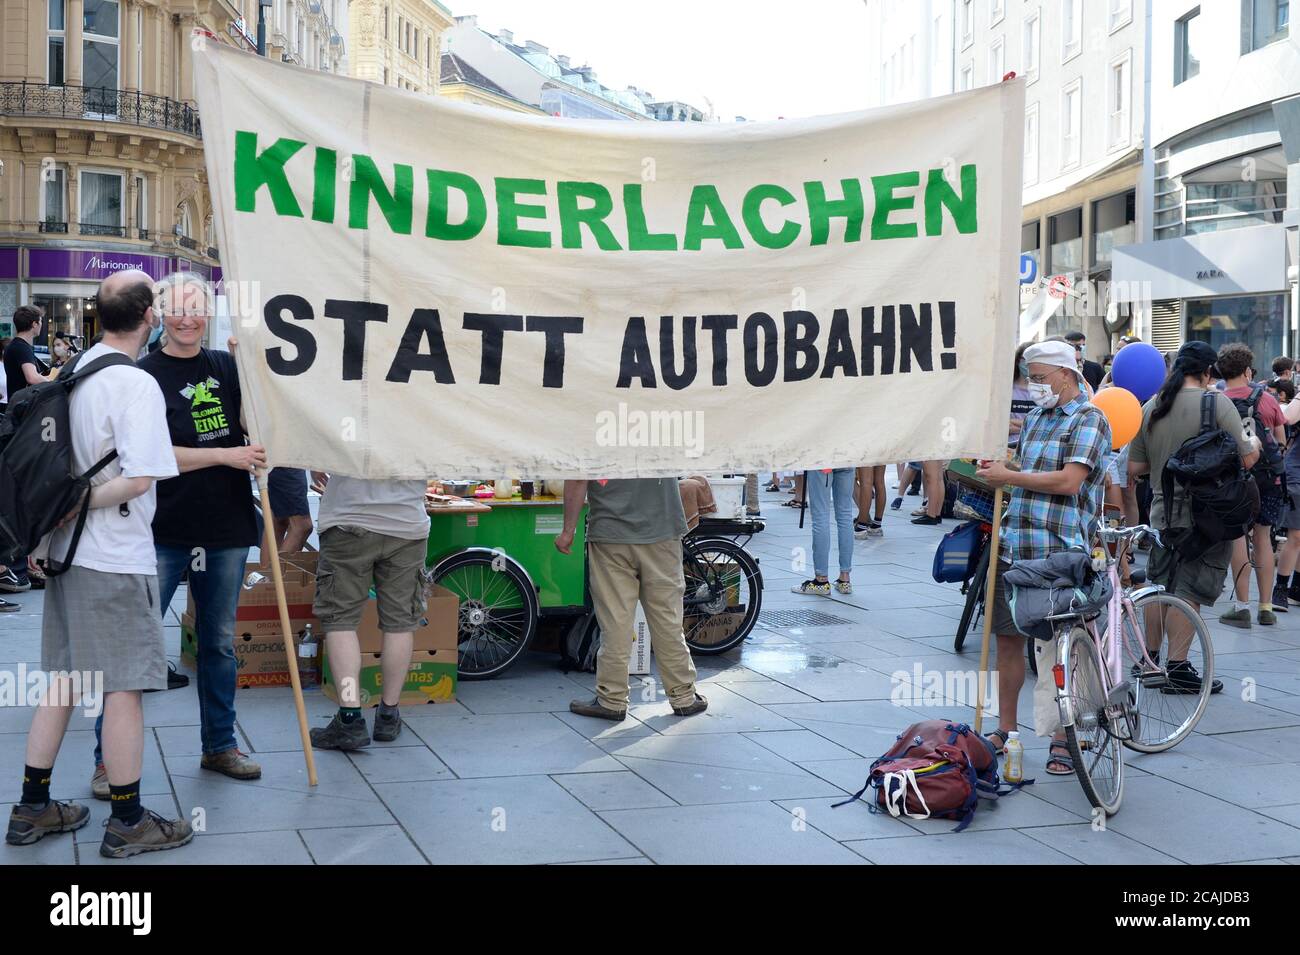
[1, 270, 710, 858]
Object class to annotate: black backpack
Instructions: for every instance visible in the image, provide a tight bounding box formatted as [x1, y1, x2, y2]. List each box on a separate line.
[1229, 382, 1284, 484]
[1161, 390, 1258, 561]
[0, 351, 136, 573]
[559, 611, 601, 673]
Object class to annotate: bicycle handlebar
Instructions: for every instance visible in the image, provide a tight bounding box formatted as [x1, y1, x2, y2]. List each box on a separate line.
[1095, 523, 1162, 548]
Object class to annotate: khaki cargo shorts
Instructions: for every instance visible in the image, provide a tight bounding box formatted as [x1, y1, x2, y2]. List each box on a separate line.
[314, 525, 427, 632]
[1146, 539, 1231, 608]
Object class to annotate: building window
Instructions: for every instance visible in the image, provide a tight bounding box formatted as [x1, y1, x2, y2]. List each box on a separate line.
[959, 62, 973, 91]
[989, 36, 1005, 84]
[1023, 10, 1040, 81]
[991, 0, 1005, 26]
[1109, 0, 1133, 32]
[82, 0, 121, 112]
[40, 165, 67, 228]
[1048, 208, 1083, 274]
[383, 67, 389, 85]
[47, 0, 66, 86]
[414, 28, 420, 57]
[1024, 104, 1040, 186]
[1091, 191, 1135, 269]
[1186, 294, 1287, 364]
[177, 202, 193, 239]
[1243, 0, 1290, 52]
[1184, 178, 1287, 234]
[1062, 0, 1082, 60]
[133, 174, 147, 237]
[1061, 79, 1082, 169]
[427, 37, 432, 67]
[1107, 51, 1132, 150]
[1175, 8, 1202, 84]
[80, 169, 124, 235]
[960, 0, 974, 48]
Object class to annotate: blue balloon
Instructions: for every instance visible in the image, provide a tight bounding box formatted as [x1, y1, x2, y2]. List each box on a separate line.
[1111, 342, 1166, 404]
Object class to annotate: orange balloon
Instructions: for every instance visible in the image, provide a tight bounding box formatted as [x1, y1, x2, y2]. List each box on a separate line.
[1091, 386, 1142, 450]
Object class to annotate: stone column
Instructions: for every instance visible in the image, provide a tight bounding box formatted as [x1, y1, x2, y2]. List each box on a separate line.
[179, 14, 195, 103]
[66, 0, 85, 86]
[123, 1, 138, 91]
[67, 163, 80, 233]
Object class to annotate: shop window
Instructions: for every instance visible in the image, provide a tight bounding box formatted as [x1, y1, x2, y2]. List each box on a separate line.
[1091, 191, 1136, 269]
[1048, 208, 1083, 274]
[1186, 294, 1287, 363]
[1184, 179, 1287, 234]
[1021, 221, 1041, 277]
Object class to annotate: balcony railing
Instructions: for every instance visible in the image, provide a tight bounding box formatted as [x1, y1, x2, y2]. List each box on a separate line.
[38, 220, 69, 234]
[178, 235, 198, 251]
[207, 246, 220, 259]
[0, 82, 201, 138]
[80, 223, 127, 238]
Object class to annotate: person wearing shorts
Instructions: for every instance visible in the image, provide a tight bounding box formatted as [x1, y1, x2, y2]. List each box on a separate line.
[308, 475, 430, 750]
[264, 466, 313, 556]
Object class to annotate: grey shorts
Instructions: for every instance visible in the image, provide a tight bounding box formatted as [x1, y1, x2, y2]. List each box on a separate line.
[990, 560, 1019, 637]
[1147, 539, 1232, 607]
[42, 566, 166, 693]
[314, 525, 427, 632]
[1282, 488, 1300, 530]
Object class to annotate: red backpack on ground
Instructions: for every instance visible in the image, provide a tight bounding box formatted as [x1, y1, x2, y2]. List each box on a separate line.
[833, 719, 1031, 831]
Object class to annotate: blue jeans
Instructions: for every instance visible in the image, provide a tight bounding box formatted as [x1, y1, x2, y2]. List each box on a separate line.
[94, 544, 248, 763]
[806, 468, 856, 578]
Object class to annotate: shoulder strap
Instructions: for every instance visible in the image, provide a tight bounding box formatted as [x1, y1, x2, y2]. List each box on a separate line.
[59, 351, 136, 386]
[1200, 390, 1217, 434]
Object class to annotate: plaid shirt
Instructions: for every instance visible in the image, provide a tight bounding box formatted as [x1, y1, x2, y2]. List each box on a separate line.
[1001, 393, 1111, 562]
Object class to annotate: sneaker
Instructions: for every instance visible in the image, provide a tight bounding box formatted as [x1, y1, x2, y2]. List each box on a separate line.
[1273, 585, 1291, 612]
[671, 693, 709, 716]
[309, 713, 371, 751]
[90, 763, 110, 801]
[1289, 583, 1300, 605]
[835, 579, 853, 594]
[911, 515, 942, 526]
[0, 569, 30, 593]
[200, 748, 262, 780]
[1162, 660, 1224, 696]
[372, 708, 403, 742]
[791, 579, 831, 596]
[569, 697, 627, 721]
[1259, 609, 1277, 626]
[911, 506, 928, 517]
[865, 523, 884, 538]
[889, 497, 903, 511]
[5, 800, 90, 845]
[1130, 650, 1160, 681]
[0, 598, 19, 613]
[99, 808, 194, 859]
[1218, 608, 1252, 629]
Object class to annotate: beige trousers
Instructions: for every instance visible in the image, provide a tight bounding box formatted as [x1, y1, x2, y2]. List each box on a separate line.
[588, 539, 699, 710]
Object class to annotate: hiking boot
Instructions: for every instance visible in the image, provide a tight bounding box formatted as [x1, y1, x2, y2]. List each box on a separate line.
[1273, 585, 1291, 612]
[309, 713, 371, 751]
[1218, 608, 1252, 629]
[5, 800, 90, 845]
[671, 693, 709, 716]
[0, 568, 30, 593]
[1162, 660, 1224, 696]
[791, 579, 831, 596]
[99, 809, 194, 859]
[372, 708, 403, 742]
[569, 697, 627, 721]
[90, 763, 110, 801]
[1259, 609, 1278, 626]
[200, 748, 262, 780]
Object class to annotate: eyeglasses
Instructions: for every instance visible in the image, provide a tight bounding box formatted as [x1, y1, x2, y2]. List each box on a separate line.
[1027, 368, 1065, 384]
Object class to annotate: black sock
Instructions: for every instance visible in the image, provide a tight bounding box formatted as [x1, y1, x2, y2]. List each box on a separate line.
[109, 781, 144, 827]
[21, 764, 52, 808]
[378, 702, 399, 719]
[338, 707, 362, 724]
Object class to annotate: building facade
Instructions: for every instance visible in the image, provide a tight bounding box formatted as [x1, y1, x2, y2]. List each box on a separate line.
[266, 0, 347, 74]
[0, 0, 278, 341]
[438, 50, 543, 114]
[347, 0, 451, 94]
[865, 0, 1146, 349]
[1113, 0, 1298, 360]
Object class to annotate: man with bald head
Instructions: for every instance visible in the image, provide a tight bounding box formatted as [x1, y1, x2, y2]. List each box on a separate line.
[6, 269, 194, 858]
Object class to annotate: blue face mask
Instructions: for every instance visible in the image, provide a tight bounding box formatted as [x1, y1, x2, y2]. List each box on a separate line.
[147, 323, 163, 346]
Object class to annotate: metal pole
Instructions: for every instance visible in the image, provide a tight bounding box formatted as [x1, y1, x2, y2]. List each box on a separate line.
[257, 4, 267, 56]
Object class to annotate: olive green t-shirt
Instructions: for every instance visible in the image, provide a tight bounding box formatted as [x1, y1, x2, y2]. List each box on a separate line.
[586, 478, 688, 544]
[1128, 388, 1251, 529]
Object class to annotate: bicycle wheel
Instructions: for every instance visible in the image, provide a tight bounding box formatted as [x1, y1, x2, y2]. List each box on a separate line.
[1060, 625, 1125, 815]
[433, 551, 539, 680]
[954, 542, 990, 652]
[1121, 591, 1214, 753]
[682, 538, 763, 655]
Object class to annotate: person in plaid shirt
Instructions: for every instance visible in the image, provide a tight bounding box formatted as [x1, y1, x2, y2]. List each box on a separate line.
[976, 340, 1112, 776]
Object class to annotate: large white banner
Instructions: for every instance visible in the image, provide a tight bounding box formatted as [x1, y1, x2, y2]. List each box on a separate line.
[194, 42, 1023, 479]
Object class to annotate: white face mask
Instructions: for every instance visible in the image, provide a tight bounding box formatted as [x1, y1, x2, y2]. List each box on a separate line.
[1028, 381, 1059, 409]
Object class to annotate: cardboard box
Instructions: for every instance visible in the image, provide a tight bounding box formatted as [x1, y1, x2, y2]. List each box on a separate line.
[180, 612, 320, 689]
[186, 552, 319, 624]
[683, 608, 749, 650]
[630, 604, 652, 675]
[322, 648, 458, 706]
[356, 583, 459, 653]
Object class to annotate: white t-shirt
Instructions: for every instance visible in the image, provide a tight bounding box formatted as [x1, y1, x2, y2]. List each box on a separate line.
[318, 476, 430, 541]
[42, 343, 178, 575]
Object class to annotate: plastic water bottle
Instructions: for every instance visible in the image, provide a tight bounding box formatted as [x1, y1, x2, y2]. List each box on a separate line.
[1003, 731, 1024, 783]
[298, 623, 318, 687]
